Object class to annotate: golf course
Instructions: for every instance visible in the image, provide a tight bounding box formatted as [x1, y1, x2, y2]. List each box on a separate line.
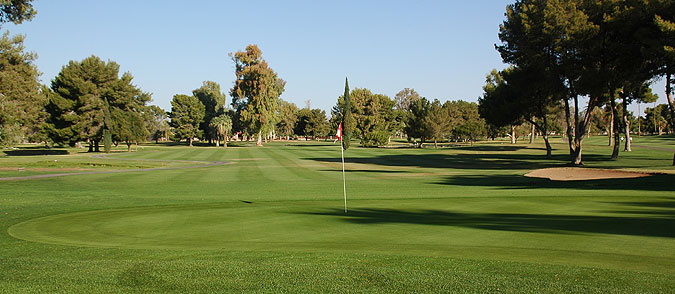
[1, 136, 674, 293]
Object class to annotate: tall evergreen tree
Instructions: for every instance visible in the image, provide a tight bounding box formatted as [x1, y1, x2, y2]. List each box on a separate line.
[169, 94, 204, 147]
[193, 81, 226, 144]
[0, 31, 42, 146]
[230, 44, 285, 146]
[342, 77, 352, 150]
[425, 99, 452, 148]
[0, 0, 35, 27]
[46, 56, 119, 150]
[46, 56, 149, 151]
[404, 97, 431, 147]
[276, 99, 298, 140]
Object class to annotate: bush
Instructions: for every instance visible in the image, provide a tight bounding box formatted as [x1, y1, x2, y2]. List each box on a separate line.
[360, 130, 389, 147]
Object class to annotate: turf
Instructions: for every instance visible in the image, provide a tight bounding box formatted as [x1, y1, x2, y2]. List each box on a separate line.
[1, 136, 674, 293]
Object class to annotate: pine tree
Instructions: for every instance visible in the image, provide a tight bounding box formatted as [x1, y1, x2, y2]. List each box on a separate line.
[169, 94, 205, 147]
[343, 77, 352, 150]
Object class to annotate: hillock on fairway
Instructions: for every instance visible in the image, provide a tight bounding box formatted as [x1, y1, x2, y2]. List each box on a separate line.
[1, 137, 674, 293]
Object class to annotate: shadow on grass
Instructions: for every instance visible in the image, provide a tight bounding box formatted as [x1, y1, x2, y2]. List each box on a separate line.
[451, 145, 547, 152]
[3, 149, 69, 156]
[306, 153, 584, 170]
[319, 169, 409, 173]
[436, 173, 675, 192]
[604, 199, 675, 216]
[301, 206, 674, 238]
[284, 143, 334, 147]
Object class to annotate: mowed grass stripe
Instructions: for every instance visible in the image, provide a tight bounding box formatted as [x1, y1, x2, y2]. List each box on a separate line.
[234, 147, 270, 183]
[243, 147, 294, 183]
[259, 146, 331, 181]
[279, 144, 350, 176]
[2, 140, 675, 293]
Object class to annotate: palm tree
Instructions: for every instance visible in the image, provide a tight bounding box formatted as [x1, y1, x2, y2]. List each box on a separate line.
[209, 114, 232, 147]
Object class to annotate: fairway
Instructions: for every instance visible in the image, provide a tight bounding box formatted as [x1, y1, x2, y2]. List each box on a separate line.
[1, 138, 675, 292]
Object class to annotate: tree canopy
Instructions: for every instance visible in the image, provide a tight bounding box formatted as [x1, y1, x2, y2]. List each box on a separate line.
[169, 94, 205, 147]
[193, 81, 226, 144]
[0, 0, 35, 27]
[230, 44, 285, 146]
[0, 31, 42, 146]
[45, 55, 150, 151]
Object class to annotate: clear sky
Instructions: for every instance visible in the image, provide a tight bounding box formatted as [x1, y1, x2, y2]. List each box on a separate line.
[4, 0, 668, 115]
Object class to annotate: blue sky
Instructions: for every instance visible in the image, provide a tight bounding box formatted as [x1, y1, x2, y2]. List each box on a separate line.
[4, 0, 668, 115]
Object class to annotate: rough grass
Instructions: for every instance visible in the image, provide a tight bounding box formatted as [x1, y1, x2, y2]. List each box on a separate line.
[0, 136, 674, 293]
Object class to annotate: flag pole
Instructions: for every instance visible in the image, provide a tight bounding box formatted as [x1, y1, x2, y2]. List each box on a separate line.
[341, 138, 347, 213]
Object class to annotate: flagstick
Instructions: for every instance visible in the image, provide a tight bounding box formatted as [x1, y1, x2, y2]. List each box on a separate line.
[341, 138, 347, 213]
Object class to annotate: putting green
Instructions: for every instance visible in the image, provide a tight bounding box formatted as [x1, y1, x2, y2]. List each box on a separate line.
[8, 198, 675, 274]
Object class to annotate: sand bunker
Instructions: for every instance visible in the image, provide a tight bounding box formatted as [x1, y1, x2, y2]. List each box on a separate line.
[525, 167, 651, 181]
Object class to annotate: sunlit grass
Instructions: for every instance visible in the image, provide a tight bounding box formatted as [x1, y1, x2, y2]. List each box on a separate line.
[1, 138, 673, 292]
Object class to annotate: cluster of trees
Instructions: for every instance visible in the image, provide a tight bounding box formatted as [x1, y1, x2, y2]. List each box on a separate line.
[332, 85, 488, 148]
[166, 45, 329, 148]
[644, 103, 674, 135]
[1, 1, 159, 151]
[480, 0, 674, 165]
[0, 0, 42, 147]
[4, 0, 672, 157]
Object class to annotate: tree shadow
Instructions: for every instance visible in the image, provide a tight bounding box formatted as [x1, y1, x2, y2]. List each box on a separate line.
[284, 143, 334, 147]
[3, 149, 69, 156]
[451, 145, 545, 152]
[306, 153, 589, 170]
[300, 206, 674, 238]
[319, 169, 409, 173]
[603, 199, 675, 217]
[436, 173, 675, 192]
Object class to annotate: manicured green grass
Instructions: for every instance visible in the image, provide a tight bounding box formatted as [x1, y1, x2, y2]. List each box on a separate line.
[1, 138, 673, 292]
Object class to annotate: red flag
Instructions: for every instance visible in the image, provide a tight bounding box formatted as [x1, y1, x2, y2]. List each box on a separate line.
[334, 123, 342, 143]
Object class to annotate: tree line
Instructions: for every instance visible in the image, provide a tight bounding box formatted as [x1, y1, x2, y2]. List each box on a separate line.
[479, 0, 674, 165]
[2, 0, 673, 158]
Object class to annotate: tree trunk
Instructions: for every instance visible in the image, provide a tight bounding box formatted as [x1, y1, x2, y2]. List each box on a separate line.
[608, 108, 614, 146]
[623, 95, 631, 152]
[257, 131, 263, 146]
[543, 134, 552, 159]
[664, 72, 675, 165]
[216, 136, 220, 147]
[564, 98, 575, 158]
[529, 121, 535, 144]
[189, 138, 193, 147]
[94, 140, 100, 152]
[88, 140, 94, 152]
[610, 97, 620, 160]
[510, 125, 516, 144]
[434, 138, 437, 149]
[572, 144, 583, 165]
[126, 142, 131, 152]
[526, 117, 551, 160]
[637, 102, 641, 137]
[571, 95, 597, 165]
[224, 133, 228, 148]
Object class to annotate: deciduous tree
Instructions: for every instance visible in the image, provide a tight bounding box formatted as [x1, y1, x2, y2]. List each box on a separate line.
[276, 99, 298, 140]
[230, 44, 285, 146]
